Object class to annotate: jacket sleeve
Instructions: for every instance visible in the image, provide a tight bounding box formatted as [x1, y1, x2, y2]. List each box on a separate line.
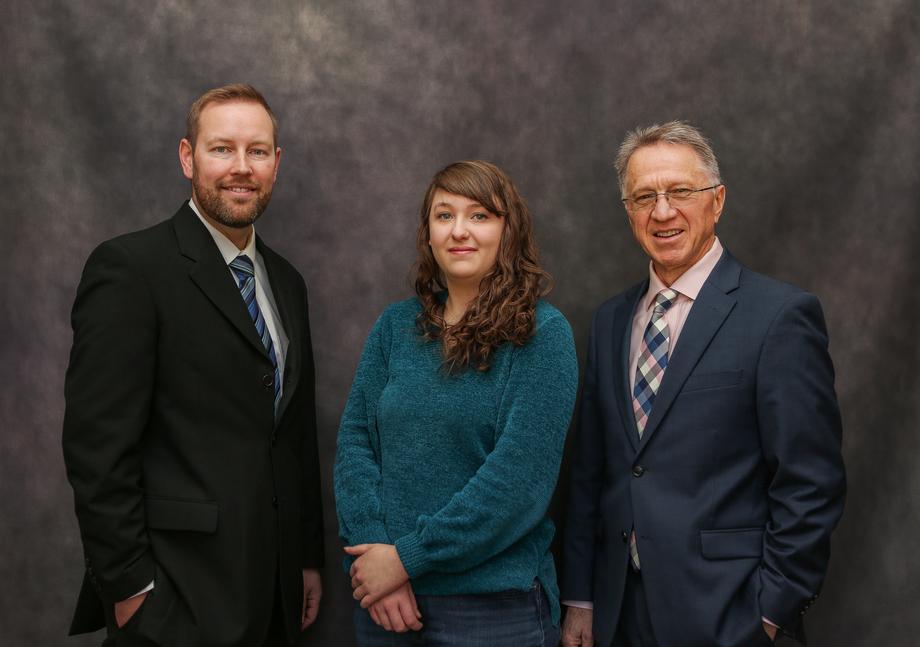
[62, 240, 158, 605]
[392, 314, 579, 578]
[561, 310, 605, 601]
[334, 312, 392, 552]
[755, 291, 846, 629]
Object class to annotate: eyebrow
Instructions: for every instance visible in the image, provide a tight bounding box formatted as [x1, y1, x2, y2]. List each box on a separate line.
[204, 136, 273, 147]
[432, 201, 485, 209]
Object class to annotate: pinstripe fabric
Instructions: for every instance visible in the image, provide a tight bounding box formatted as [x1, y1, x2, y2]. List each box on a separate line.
[230, 255, 281, 414]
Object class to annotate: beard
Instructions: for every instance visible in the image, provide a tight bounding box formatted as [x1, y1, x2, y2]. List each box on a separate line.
[191, 171, 273, 229]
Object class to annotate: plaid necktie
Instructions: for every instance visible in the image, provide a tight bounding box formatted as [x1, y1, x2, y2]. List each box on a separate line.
[632, 288, 679, 436]
[629, 287, 678, 569]
[229, 255, 281, 414]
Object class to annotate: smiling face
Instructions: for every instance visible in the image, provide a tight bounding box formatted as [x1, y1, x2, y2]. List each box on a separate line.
[179, 100, 281, 240]
[623, 142, 725, 285]
[427, 189, 504, 290]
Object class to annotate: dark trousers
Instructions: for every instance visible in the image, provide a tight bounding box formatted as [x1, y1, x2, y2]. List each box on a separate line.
[353, 581, 558, 647]
[613, 568, 658, 647]
[260, 579, 291, 647]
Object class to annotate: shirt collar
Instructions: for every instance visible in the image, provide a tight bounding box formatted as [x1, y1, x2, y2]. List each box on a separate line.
[188, 198, 257, 265]
[644, 237, 724, 310]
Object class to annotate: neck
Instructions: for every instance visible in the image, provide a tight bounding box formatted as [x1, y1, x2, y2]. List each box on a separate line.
[443, 281, 479, 325]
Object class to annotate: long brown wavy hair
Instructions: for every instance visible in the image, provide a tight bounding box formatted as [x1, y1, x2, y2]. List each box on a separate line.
[414, 160, 552, 373]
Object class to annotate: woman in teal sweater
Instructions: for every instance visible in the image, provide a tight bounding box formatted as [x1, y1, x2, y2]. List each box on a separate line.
[334, 160, 578, 646]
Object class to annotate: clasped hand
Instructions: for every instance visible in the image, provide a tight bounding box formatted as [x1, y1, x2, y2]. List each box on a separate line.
[345, 543, 422, 632]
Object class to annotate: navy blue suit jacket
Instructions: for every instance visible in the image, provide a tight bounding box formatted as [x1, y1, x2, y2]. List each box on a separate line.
[562, 250, 845, 647]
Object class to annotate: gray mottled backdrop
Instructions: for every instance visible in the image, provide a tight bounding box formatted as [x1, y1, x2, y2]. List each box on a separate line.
[2, 1, 917, 645]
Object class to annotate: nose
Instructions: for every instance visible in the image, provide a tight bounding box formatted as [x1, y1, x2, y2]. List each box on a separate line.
[230, 150, 253, 175]
[650, 193, 675, 220]
[450, 216, 469, 239]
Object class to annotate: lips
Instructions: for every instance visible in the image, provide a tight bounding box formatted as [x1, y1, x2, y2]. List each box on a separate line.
[448, 246, 477, 254]
[222, 184, 258, 194]
[653, 229, 682, 238]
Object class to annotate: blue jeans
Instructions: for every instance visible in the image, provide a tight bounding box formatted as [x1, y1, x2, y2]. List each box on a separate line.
[354, 581, 559, 647]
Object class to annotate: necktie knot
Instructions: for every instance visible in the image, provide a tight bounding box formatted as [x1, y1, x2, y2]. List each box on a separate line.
[655, 288, 679, 309]
[229, 255, 255, 285]
[652, 288, 679, 318]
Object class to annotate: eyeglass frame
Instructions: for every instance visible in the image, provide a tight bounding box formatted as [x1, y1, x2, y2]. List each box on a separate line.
[621, 183, 723, 213]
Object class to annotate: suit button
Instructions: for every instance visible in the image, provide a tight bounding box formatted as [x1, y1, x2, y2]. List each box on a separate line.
[272, 496, 278, 508]
[270, 433, 277, 445]
[632, 465, 645, 478]
[621, 531, 629, 544]
[262, 374, 274, 388]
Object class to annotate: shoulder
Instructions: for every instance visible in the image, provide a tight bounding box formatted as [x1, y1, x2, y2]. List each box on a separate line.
[368, 296, 422, 340]
[723, 257, 828, 337]
[528, 300, 577, 354]
[733, 262, 822, 316]
[378, 297, 422, 325]
[84, 218, 175, 273]
[534, 300, 573, 333]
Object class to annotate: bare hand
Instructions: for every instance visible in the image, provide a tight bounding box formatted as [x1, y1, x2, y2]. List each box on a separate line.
[561, 606, 594, 646]
[762, 621, 778, 641]
[114, 592, 147, 628]
[301, 569, 322, 629]
[368, 582, 423, 632]
[345, 543, 409, 608]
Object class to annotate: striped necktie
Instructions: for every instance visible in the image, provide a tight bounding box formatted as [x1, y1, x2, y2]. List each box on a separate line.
[229, 255, 281, 414]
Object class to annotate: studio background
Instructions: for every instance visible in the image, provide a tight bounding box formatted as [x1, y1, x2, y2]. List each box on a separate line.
[2, 1, 917, 645]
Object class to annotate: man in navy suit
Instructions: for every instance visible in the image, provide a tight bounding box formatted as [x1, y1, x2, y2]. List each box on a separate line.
[560, 121, 845, 647]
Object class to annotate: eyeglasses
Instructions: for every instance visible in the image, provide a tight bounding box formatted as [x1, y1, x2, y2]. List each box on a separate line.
[621, 184, 722, 212]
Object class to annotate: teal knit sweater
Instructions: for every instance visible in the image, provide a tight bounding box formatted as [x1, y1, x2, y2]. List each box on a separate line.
[334, 297, 578, 624]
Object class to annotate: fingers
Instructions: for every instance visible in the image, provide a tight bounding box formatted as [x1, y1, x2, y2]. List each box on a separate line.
[344, 544, 369, 556]
[397, 596, 423, 631]
[301, 594, 319, 629]
[407, 585, 422, 620]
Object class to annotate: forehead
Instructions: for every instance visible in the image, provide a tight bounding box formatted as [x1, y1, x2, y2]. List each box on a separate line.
[197, 100, 274, 142]
[625, 143, 708, 189]
[430, 188, 485, 210]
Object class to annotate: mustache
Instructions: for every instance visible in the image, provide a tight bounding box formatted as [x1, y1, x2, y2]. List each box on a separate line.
[220, 182, 260, 190]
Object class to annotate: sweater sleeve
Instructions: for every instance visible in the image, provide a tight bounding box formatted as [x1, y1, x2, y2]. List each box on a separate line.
[394, 312, 579, 578]
[333, 311, 392, 550]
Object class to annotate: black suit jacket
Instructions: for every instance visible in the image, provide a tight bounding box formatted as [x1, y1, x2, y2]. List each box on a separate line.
[63, 203, 324, 646]
[563, 250, 845, 647]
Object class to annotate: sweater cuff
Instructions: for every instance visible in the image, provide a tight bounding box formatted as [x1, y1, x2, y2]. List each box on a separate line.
[394, 532, 432, 579]
[345, 522, 390, 548]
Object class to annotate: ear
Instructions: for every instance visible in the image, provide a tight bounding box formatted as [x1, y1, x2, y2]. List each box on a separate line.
[271, 146, 282, 183]
[179, 138, 194, 180]
[711, 184, 726, 224]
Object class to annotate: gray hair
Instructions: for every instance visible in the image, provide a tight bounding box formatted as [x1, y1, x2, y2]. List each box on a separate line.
[614, 121, 721, 196]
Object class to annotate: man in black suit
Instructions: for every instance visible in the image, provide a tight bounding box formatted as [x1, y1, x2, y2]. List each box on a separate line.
[63, 84, 324, 646]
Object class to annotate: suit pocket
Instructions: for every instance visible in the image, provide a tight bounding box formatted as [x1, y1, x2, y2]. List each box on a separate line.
[682, 369, 743, 393]
[700, 527, 763, 559]
[146, 496, 219, 533]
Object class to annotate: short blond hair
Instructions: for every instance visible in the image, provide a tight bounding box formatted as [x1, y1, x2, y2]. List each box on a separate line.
[186, 84, 278, 147]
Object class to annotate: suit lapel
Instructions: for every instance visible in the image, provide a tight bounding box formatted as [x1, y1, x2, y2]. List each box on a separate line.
[613, 282, 647, 453]
[173, 204, 270, 360]
[257, 238, 301, 423]
[636, 252, 741, 454]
